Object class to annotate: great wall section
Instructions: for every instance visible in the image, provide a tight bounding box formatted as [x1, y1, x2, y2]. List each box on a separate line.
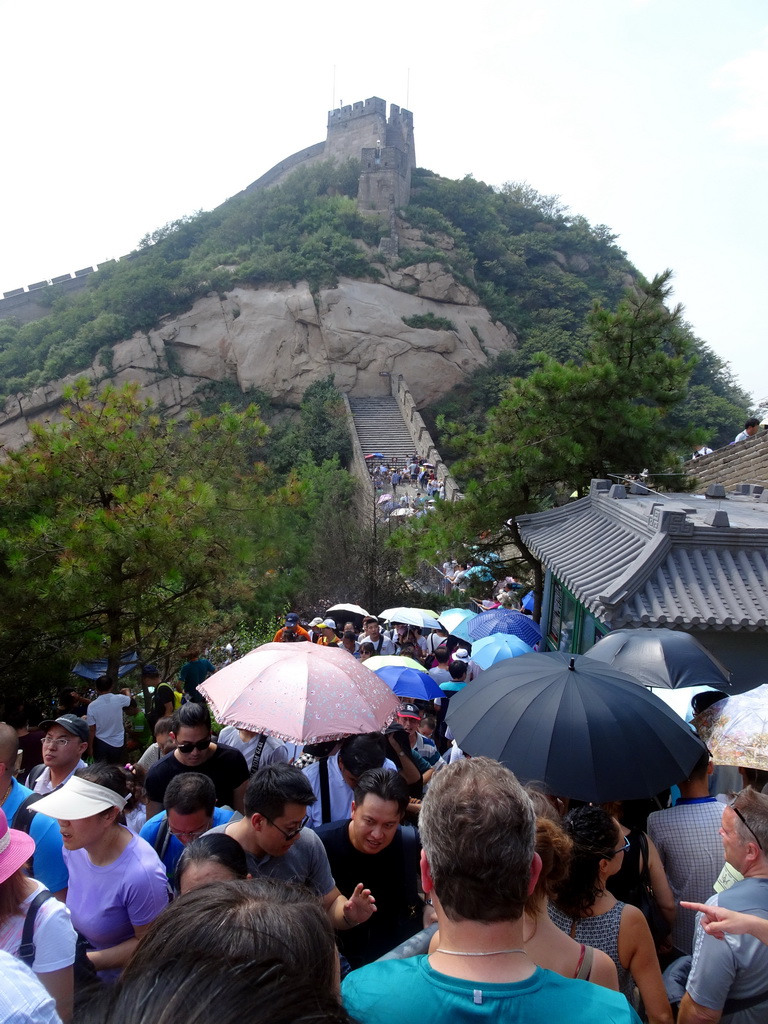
[0, 96, 416, 326]
[686, 432, 768, 492]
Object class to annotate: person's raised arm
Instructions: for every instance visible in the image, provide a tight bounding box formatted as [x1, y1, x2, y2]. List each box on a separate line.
[322, 883, 376, 931]
[680, 901, 768, 945]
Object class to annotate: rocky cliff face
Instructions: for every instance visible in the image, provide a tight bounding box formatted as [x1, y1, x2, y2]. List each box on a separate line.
[0, 263, 515, 449]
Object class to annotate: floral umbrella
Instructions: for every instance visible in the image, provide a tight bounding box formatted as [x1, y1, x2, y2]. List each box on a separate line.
[198, 642, 399, 743]
[693, 684, 768, 770]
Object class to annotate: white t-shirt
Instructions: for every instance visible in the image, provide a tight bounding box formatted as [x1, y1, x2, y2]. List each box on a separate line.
[0, 880, 77, 974]
[86, 692, 131, 746]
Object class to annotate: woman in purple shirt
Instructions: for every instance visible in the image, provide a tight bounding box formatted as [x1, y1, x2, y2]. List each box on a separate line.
[32, 764, 169, 981]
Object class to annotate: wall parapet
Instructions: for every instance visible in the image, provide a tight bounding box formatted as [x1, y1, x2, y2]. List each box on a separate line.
[341, 393, 377, 522]
[685, 433, 768, 491]
[390, 375, 462, 501]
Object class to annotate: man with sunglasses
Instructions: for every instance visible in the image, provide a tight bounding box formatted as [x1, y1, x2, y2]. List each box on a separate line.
[144, 704, 248, 819]
[679, 788, 768, 1024]
[207, 763, 377, 933]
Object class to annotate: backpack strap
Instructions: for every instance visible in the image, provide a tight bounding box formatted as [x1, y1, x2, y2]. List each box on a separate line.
[12, 793, 44, 835]
[249, 734, 268, 775]
[24, 763, 46, 790]
[400, 825, 420, 908]
[153, 818, 172, 863]
[318, 758, 332, 825]
[19, 890, 55, 967]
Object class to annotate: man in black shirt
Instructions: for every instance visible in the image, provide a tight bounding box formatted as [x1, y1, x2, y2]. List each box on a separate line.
[315, 767, 425, 968]
[145, 703, 248, 817]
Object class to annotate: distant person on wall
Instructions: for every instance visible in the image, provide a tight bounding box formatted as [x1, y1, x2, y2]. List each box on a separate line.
[734, 418, 760, 443]
[178, 650, 216, 704]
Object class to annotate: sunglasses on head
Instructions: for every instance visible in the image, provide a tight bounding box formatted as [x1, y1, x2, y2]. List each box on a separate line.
[729, 796, 763, 850]
[176, 738, 210, 754]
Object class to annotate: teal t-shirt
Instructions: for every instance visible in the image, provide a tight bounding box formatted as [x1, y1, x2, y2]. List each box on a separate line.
[342, 956, 639, 1024]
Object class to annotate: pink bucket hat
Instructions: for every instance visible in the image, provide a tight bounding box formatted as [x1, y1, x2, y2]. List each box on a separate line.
[0, 806, 36, 884]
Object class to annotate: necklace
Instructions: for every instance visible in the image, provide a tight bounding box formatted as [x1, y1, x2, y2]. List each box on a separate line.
[434, 948, 528, 957]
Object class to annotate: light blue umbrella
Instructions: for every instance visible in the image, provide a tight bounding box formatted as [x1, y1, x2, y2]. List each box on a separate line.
[464, 565, 496, 582]
[438, 608, 477, 643]
[471, 633, 534, 671]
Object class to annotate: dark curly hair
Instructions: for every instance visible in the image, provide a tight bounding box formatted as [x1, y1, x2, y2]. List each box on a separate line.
[552, 805, 621, 919]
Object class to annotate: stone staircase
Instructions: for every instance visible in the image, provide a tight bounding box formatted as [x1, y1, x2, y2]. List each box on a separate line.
[348, 397, 415, 465]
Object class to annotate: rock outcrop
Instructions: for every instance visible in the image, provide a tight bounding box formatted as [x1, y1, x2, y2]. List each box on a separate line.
[0, 265, 515, 449]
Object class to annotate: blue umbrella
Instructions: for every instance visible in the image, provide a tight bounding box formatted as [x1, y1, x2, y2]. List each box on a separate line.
[374, 665, 445, 701]
[438, 608, 477, 643]
[521, 590, 535, 612]
[464, 565, 496, 582]
[471, 634, 533, 670]
[467, 608, 542, 648]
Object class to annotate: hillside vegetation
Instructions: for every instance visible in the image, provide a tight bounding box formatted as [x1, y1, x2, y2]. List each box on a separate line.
[0, 161, 750, 447]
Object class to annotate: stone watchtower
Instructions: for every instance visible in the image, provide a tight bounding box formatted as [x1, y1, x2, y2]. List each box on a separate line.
[240, 95, 416, 232]
[326, 97, 416, 215]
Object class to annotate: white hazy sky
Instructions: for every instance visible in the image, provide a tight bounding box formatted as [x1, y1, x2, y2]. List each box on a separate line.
[1, 0, 765, 401]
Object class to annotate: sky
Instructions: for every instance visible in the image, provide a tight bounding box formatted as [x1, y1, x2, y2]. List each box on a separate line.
[1, 0, 765, 401]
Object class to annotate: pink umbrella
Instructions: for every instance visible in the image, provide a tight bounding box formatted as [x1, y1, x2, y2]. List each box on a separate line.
[198, 642, 399, 743]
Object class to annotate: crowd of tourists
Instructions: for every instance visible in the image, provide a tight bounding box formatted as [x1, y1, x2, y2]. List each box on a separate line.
[2, 613, 768, 1024]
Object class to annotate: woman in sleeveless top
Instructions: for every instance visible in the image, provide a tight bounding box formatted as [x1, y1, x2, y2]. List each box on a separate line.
[603, 802, 675, 938]
[522, 810, 618, 990]
[549, 806, 673, 1024]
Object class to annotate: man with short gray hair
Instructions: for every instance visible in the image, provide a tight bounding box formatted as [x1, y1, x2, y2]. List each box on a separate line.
[342, 757, 638, 1022]
[679, 788, 768, 1024]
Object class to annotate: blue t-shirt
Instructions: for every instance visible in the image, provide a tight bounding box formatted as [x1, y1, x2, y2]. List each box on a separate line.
[140, 806, 234, 877]
[6, 778, 68, 893]
[343, 956, 639, 1024]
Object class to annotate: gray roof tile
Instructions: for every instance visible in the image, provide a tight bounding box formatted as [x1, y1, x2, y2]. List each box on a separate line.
[517, 480, 768, 632]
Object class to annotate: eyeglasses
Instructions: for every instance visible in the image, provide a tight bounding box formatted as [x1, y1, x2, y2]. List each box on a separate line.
[168, 822, 211, 841]
[175, 738, 211, 754]
[728, 797, 763, 850]
[43, 735, 76, 747]
[610, 836, 631, 858]
[265, 815, 309, 841]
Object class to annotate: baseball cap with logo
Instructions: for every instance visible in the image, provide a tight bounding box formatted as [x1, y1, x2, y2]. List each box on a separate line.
[38, 713, 89, 744]
[397, 702, 421, 720]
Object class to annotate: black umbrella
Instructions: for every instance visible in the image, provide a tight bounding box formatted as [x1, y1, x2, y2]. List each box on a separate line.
[583, 628, 731, 690]
[446, 651, 707, 802]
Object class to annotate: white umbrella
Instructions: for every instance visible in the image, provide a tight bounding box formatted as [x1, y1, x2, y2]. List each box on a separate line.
[378, 607, 442, 630]
[389, 507, 416, 517]
[326, 603, 371, 619]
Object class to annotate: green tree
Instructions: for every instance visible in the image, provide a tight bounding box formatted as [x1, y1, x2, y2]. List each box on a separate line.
[395, 273, 703, 616]
[0, 380, 297, 687]
[269, 376, 352, 473]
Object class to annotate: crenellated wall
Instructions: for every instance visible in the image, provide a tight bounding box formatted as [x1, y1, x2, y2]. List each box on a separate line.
[686, 432, 768, 491]
[390, 374, 462, 501]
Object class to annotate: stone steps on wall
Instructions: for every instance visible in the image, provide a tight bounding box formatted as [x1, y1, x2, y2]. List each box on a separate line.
[348, 397, 416, 463]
